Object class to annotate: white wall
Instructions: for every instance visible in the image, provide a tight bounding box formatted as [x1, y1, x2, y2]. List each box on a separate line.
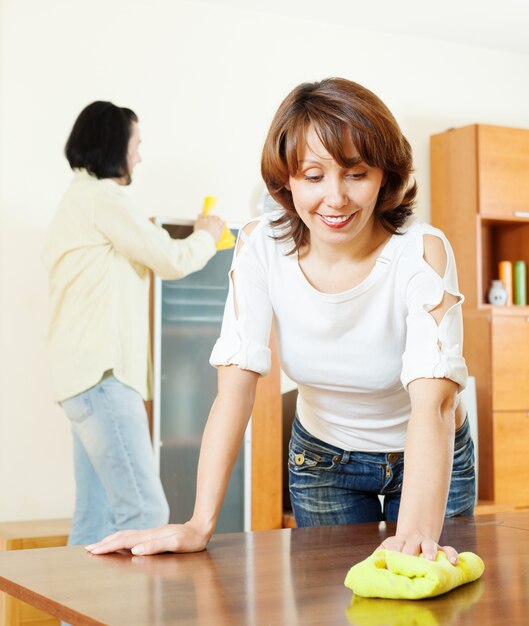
[1, 0, 529, 521]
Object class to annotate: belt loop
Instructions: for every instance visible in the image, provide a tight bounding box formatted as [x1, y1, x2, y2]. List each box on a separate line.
[341, 450, 351, 464]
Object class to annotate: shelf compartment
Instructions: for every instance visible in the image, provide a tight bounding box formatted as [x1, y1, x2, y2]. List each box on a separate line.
[479, 218, 529, 307]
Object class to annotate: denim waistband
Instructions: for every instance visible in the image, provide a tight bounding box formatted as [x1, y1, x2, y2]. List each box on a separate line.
[291, 416, 399, 464]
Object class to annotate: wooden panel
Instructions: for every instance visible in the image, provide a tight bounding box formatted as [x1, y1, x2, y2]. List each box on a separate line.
[282, 512, 296, 528]
[20, 535, 68, 551]
[430, 125, 480, 309]
[463, 310, 493, 500]
[251, 326, 282, 530]
[0, 520, 70, 545]
[492, 314, 529, 411]
[18, 600, 57, 626]
[493, 411, 529, 505]
[478, 125, 529, 218]
[0, 520, 70, 626]
[480, 220, 496, 306]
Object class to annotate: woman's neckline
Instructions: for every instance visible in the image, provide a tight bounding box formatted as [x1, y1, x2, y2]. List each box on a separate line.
[296, 231, 395, 295]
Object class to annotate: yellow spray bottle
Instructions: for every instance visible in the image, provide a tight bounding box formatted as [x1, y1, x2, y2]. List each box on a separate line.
[201, 196, 235, 251]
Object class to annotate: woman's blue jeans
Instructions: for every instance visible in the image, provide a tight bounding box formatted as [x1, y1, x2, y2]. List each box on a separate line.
[288, 415, 476, 527]
[60, 374, 169, 545]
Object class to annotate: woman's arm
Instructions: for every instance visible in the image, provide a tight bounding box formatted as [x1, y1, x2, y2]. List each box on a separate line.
[189, 365, 259, 540]
[86, 365, 259, 555]
[378, 376, 459, 562]
[93, 189, 223, 279]
[379, 231, 467, 562]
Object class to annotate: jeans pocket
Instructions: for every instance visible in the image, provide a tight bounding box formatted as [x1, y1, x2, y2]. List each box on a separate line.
[60, 392, 93, 423]
[288, 438, 338, 473]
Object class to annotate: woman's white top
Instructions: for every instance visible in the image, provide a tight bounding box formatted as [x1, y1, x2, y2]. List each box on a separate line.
[210, 212, 467, 452]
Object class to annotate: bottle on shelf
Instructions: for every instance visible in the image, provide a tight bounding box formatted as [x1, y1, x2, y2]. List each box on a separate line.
[487, 280, 508, 306]
[513, 260, 527, 306]
[498, 261, 513, 305]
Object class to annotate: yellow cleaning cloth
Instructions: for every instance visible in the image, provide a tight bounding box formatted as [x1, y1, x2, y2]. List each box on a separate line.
[344, 550, 484, 600]
[202, 196, 235, 251]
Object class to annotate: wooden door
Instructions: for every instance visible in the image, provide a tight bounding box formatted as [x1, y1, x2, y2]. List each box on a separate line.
[478, 125, 529, 218]
[493, 411, 529, 505]
[491, 313, 529, 411]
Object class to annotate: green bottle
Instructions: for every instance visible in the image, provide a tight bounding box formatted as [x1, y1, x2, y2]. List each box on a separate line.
[513, 261, 527, 306]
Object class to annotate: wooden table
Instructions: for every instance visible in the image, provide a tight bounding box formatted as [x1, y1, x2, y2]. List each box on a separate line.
[1, 512, 528, 625]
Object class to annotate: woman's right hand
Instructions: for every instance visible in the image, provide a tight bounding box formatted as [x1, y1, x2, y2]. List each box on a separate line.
[85, 520, 210, 556]
[194, 213, 225, 243]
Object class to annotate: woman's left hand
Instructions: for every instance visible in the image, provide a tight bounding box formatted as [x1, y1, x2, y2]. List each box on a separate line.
[377, 534, 459, 564]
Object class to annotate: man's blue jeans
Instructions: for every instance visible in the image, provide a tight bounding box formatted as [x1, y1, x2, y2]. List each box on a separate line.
[288, 415, 475, 527]
[60, 374, 169, 545]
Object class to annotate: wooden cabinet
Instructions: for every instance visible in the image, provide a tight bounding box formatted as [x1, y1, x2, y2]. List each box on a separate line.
[0, 519, 70, 626]
[431, 124, 529, 309]
[463, 309, 529, 504]
[493, 411, 529, 504]
[431, 124, 529, 505]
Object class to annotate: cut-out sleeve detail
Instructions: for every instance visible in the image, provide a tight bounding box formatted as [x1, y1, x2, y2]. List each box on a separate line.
[401, 232, 468, 392]
[209, 219, 272, 375]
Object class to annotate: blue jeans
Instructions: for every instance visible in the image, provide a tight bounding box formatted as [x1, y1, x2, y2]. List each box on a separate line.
[60, 374, 169, 545]
[288, 415, 475, 527]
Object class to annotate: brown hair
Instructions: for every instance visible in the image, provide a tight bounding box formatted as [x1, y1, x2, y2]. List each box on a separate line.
[261, 77, 416, 253]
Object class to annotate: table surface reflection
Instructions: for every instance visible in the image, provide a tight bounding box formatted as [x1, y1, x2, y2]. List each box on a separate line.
[1, 512, 529, 625]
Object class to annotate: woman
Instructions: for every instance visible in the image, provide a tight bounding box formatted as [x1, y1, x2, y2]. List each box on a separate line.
[44, 101, 225, 545]
[87, 79, 475, 562]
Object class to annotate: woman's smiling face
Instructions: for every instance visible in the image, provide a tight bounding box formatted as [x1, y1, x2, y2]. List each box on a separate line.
[287, 125, 385, 248]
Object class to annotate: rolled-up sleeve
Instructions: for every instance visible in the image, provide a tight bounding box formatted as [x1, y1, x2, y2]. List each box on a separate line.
[401, 234, 468, 391]
[210, 223, 273, 375]
[93, 189, 216, 280]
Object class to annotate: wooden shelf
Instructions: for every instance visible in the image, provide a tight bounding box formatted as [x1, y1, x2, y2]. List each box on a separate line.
[477, 304, 529, 315]
[480, 214, 529, 225]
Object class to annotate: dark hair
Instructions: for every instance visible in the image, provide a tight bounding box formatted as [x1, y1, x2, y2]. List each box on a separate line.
[261, 78, 416, 253]
[65, 101, 138, 183]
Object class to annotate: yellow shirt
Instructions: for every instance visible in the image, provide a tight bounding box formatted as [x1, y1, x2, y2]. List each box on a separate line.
[43, 169, 217, 402]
